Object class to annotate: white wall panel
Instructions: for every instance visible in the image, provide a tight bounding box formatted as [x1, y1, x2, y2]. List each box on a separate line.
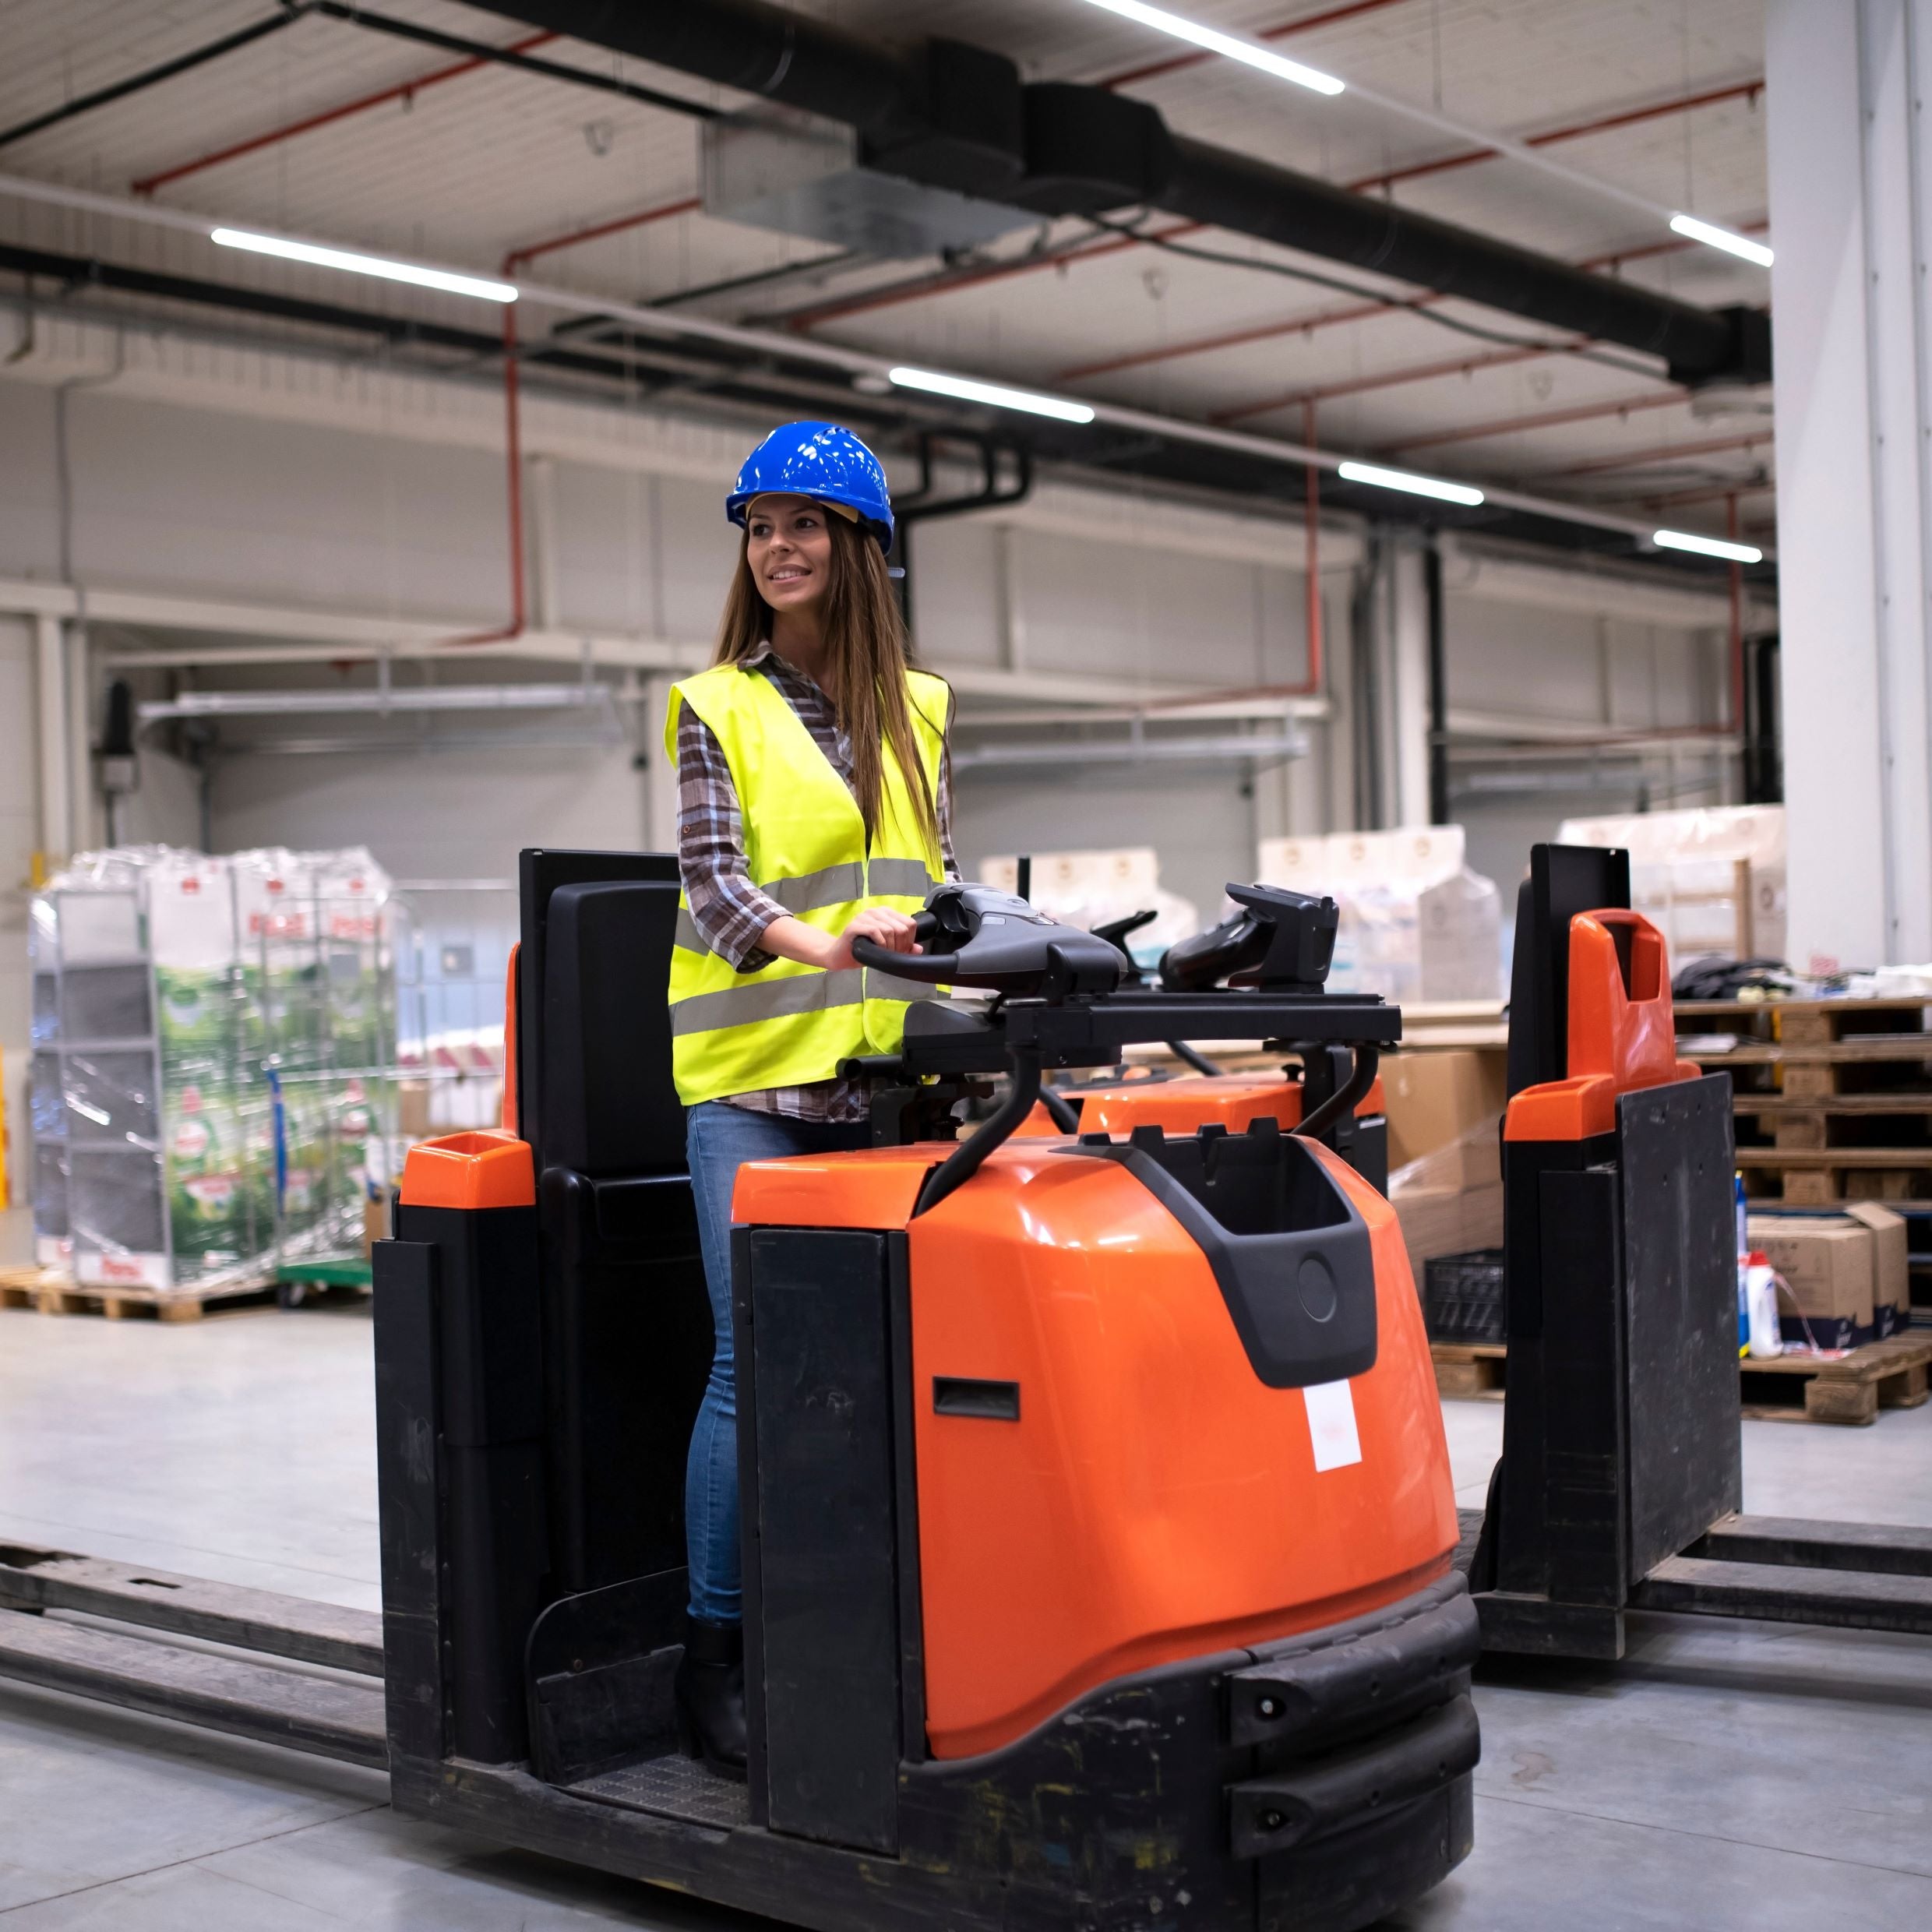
[953, 767, 1257, 928]
[0, 385, 59, 581]
[0, 348, 1730, 946]
[207, 743, 646, 886]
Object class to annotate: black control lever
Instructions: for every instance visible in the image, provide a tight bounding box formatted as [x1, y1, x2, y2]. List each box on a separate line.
[849, 883, 1123, 999]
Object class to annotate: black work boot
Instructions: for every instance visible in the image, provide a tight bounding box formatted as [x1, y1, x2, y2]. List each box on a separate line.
[674, 1615, 747, 1782]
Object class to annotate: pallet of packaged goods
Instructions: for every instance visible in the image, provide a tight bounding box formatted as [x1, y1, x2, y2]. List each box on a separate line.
[1676, 996, 1932, 1204]
[1736, 1335, 1932, 1425]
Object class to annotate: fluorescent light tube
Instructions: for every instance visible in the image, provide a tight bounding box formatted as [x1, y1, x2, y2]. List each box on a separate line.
[1669, 213, 1773, 269]
[1653, 527, 1763, 564]
[887, 365, 1096, 423]
[1075, 0, 1344, 95]
[211, 227, 518, 302]
[1338, 460, 1485, 507]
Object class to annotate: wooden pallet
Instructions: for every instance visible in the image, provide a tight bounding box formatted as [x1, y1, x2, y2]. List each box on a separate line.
[1430, 1341, 1507, 1399]
[1678, 998, 1932, 1106]
[1738, 1336, 1932, 1425]
[1732, 1146, 1932, 1204]
[0, 1274, 361, 1322]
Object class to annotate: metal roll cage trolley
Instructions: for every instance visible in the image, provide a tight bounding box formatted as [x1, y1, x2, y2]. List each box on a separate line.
[366, 851, 1481, 1932]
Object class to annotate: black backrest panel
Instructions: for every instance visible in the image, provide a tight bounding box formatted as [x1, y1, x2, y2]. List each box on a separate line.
[517, 851, 683, 1177]
[1507, 843, 1633, 1098]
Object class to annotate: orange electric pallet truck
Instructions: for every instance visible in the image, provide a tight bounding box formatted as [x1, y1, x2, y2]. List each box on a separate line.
[1465, 843, 1932, 1657]
[370, 851, 1479, 1932]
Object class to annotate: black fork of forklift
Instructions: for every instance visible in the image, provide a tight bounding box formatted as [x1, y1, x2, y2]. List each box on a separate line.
[1467, 844, 1932, 1659]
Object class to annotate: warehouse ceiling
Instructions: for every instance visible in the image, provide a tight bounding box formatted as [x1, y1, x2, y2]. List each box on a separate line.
[0, 0, 1774, 574]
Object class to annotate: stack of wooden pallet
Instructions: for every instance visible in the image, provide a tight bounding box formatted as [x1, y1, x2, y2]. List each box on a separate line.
[1676, 996, 1932, 1208]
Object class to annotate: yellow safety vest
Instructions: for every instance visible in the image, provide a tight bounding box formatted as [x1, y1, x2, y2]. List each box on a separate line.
[665, 661, 950, 1106]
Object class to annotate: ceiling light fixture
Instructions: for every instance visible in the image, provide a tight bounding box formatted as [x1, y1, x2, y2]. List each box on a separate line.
[1652, 527, 1763, 564]
[1667, 213, 1775, 269]
[210, 227, 519, 302]
[1074, 0, 1344, 95]
[1338, 460, 1486, 508]
[1076, 5, 1774, 271]
[887, 365, 1098, 423]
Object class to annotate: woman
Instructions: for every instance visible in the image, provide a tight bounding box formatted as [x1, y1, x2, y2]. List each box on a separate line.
[665, 421, 955, 1777]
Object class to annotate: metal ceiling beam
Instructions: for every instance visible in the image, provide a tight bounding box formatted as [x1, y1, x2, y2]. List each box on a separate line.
[130, 30, 562, 198]
[464, 0, 1764, 383]
[0, 5, 317, 152]
[0, 174, 1768, 562]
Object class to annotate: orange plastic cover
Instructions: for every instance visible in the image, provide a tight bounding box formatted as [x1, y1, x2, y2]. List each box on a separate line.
[1083, 1072, 1384, 1137]
[1506, 908, 1701, 1142]
[400, 1129, 536, 1210]
[1015, 1074, 1388, 1140]
[732, 1137, 1456, 1760]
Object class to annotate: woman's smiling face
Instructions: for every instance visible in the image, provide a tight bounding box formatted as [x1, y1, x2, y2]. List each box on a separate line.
[746, 494, 837, 614]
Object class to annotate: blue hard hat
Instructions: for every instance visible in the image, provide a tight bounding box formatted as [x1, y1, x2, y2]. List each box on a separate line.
[726, 420, 894, 551]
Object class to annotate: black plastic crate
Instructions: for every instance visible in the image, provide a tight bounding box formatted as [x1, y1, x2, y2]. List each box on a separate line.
[1424, 1249, 1506, 1345]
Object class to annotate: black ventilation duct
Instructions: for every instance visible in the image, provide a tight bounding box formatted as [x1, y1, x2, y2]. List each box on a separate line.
[467, 0, 1768, 385]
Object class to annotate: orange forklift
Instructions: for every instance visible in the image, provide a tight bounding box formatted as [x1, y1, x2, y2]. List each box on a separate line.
[372, 851, 1478, 1932]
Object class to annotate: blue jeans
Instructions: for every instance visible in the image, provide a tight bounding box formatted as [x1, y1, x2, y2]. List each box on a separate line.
[684, 1100, 872, 1625]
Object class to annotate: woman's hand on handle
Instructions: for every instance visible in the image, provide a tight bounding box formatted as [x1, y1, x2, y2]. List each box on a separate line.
[759, 908, 923, 973]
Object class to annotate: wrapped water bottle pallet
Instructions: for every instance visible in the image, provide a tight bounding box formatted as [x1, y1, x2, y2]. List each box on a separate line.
[1737, 1335, 1932, 1426]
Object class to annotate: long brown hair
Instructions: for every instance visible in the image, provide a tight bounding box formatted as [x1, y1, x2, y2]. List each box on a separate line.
[713, 510, 942, 858]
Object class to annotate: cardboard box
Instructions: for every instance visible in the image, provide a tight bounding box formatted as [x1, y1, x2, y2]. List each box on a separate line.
[1390, 1117, 1504, 1295]
[1382, 1051, 1508, 1170]
[1747, 1215, 1876, 1349]
[398, 1081, 432, 1141]
[1391, 1183, 1504, 1299]
[1846, 1202, 1910, 1338]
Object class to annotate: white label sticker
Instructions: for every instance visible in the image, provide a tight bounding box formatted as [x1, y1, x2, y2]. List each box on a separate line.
[1304, 1380, 1363, 1472]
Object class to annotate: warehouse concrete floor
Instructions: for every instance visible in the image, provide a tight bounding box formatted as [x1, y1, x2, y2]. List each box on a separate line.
[0, 1301, 1928, 1930]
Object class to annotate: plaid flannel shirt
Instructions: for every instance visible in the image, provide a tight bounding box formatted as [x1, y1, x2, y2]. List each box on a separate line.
[675, 640, 957, 1121]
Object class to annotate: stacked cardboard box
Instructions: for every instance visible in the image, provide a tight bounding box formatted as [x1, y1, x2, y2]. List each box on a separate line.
[1747, 1204, 1912, 1349]
[1390, 1114, 1504, 1299]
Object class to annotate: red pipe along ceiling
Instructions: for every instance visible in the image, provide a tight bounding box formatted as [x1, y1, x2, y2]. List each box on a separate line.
[1378, 387, 1688, 457]
[449, 194, 699, 648]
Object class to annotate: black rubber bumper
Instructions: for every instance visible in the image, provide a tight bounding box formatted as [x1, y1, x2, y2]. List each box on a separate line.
[1229, 1572, 1481, 1860]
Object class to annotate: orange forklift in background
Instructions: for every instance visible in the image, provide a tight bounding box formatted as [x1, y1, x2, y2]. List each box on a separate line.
[372, 853, 1479, 1932]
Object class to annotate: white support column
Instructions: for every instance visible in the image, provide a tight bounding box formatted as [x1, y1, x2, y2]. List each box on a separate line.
[1387, 541, 1432, 830]
[643, 672, 680, 855]
[1768, 0, 1932, 970]
[34, 612, 69, 866]
[993, 525, 1027, 673]
[66, 622, 97, 855]
[529, 456, 562, 632]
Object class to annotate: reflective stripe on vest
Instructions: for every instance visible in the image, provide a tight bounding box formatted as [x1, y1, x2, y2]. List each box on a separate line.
[665, 662, 949, 1106]
[672, 855, 936, 959]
